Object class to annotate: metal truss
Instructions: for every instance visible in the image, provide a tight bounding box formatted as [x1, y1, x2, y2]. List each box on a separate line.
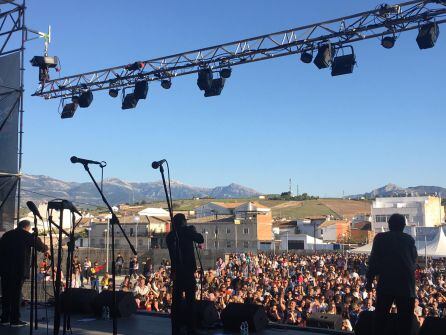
[34, 0, 446, 99]
[0, 0, 25, 227]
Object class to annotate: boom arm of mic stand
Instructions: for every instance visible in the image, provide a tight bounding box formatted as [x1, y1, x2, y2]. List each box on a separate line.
[80, 163, 137, 255]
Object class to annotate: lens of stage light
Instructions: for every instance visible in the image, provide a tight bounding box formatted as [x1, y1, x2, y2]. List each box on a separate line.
[220, 68, 232, 79]
[381, 36, 396, 49]
[300, 52, 313, 64]
[161, 79, 172, 89]
[108, 88, 119, 98]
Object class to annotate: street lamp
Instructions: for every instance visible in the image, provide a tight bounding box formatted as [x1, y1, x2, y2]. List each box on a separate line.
[104, 228, 109, 273]
[134, 216, 140, 252]
[205, 231, 208, 249]
[86, 227, 92, 259]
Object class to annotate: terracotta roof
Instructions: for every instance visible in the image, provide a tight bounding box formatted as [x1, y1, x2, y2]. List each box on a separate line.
[319, 220, 350, 228]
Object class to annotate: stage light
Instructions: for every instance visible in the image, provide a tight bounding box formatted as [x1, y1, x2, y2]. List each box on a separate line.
[108, 88, 119, 98]
[220, 68, 232, 79]
[331, 52, 356, 77]
[134, 81, 148, 100]
[61, 102, 78, 119]
[30, 56, 59, 68]
[197, 68, 213, 91]
[416, 22, 440, 49]
[381, 36, 396, 49]
[204, 78, 225, 97]
[78, 90, 93, 108]
[300, 51, 313, 64]
[125, 61, 144, 71]
[313, 43, 332, 69]
[161, 79, 171, 89]
[122, 93, 138, 109]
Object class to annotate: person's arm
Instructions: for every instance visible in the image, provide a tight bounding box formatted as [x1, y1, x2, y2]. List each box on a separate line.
[366, 234, 381, 290]
[410, 237, 418, 263]
[185, 225, 204, 244]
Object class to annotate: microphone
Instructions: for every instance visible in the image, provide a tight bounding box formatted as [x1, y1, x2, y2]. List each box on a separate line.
[27, 201, 43, 220]
[62, 200, 82, 216]
[70, 156, 106, 167]
[151, 159, 167, 169]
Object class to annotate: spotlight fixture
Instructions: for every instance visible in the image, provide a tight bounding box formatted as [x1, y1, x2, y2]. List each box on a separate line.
[416, 22, 440, 49]
[197, 68, 213, 91]
[108, 88, 119, 98]
[125, 61, 144, 71]
[219, 68, 232, 79]
[78, 90, 93, 108]
[161, 79, 172, 89]
[134, 81, 148, 100]
[61, 101, 78, 119]
[122, 92, 138, 110]
[300, 51, 313, 64]
[30, 56, 59, 82]
[381, 36, 396, 49]
[204, 78, 225, 97]
[313, 43, 332, 69]
[331, 47, 356, 76]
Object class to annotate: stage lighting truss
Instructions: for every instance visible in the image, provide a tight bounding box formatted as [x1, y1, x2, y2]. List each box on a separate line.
[33, 0, 446, 101]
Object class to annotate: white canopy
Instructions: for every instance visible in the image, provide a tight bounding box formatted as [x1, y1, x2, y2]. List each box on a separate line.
[138, 207, 170, 218]
[349, 242, 373, 254]
[419, 227, 446, 257]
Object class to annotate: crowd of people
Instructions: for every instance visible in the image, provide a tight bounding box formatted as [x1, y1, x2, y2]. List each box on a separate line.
[36, 251, 446, 331]
[104, 252, 445, 331]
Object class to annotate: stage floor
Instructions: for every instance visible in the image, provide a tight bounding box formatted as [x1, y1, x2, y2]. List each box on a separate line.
[0, 308, 349, 335]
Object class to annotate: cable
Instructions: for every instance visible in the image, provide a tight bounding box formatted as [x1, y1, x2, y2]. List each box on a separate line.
[21, 188, 105, 208]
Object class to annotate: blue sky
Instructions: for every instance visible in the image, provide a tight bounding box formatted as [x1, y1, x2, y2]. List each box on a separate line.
[23, 0, 446, 197]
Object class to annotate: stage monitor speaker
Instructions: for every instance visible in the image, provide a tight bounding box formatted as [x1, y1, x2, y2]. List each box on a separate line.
[307, 312, 342, 330]
[194, 300, 219, 328]
[93, 291, 137, 318]
[419, 317, 446, 335]
[60, 288, 98, 315]
[221, 303, 268, 332]
[354, 311, 419, 335]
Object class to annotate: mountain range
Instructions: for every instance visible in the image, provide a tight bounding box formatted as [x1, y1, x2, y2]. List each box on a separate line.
[349, 183, 446, 199]
[20, 174, 261, 207]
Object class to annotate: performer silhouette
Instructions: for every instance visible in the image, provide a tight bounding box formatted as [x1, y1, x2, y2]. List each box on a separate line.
[0, 220, 48, 327]
[166, 214, 204, 335]
[366, 213, 418, 335]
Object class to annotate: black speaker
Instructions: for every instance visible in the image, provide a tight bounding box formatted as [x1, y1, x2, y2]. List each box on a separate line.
[221, 303, 268, 332]
[195, 300, 219, 328]
[60, 288, 98, 315]
[419, 317, 446, 335]
[134, 81, 148, 100]
[93, 291, 137, 318]
[354, 311, 419, 335]
[307, 312, 342, 330]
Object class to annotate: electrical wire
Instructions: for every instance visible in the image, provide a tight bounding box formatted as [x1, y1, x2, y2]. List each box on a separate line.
[21, 188, 105, 208]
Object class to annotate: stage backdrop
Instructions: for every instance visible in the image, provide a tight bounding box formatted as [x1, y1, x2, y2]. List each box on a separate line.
[0, 52, 20, 231]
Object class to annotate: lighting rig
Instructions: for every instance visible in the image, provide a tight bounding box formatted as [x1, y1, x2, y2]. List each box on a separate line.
[31, 1, 446, 119]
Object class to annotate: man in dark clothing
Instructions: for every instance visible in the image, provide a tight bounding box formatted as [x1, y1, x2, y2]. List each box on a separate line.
[0, 220, 48, 327]
[366, 213, 418, 335]
[116, 253, 124, 276]
[166, 214, 204, 335]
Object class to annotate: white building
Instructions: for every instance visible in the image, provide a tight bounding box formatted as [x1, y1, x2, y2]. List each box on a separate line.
[278, 231, 333, 251]
[371, 196, 444, 232]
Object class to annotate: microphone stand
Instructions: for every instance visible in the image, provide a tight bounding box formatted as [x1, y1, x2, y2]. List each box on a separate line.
[77, 162, 136, 335]
[29, 214, 39, 335]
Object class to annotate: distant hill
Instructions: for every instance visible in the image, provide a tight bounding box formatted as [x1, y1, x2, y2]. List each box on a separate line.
[21, 174, 261, 207]
[349, 183, 446, 199]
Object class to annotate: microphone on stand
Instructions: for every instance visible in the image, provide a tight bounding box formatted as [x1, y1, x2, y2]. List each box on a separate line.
[70, 156, 107, 168]
[27, 201, 43, 220]
[62, 200, 82, 216]
[151, 159, 167, 169]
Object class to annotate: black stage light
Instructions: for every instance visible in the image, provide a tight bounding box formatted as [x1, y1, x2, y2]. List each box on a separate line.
[220, 68, 232, 79]
[300, 51, 313, 64]
[197, 68, 213, 91]
[134, 81, 148, 100]
[313, 43, 332, 69]
[61, 102, 78, 119]
[108, 88, 119, 98]
[78, 90, 93, 108]
[204, 78, 225, 97]
[161, 79, 172, 89]
[416, 22, 440, 49]
[30, 56, 59, 68]
[125, 61, 144, 71]
[122, 93, 138, 110]
[381, 36, 396, 49]
[331, 53, 356, 76]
